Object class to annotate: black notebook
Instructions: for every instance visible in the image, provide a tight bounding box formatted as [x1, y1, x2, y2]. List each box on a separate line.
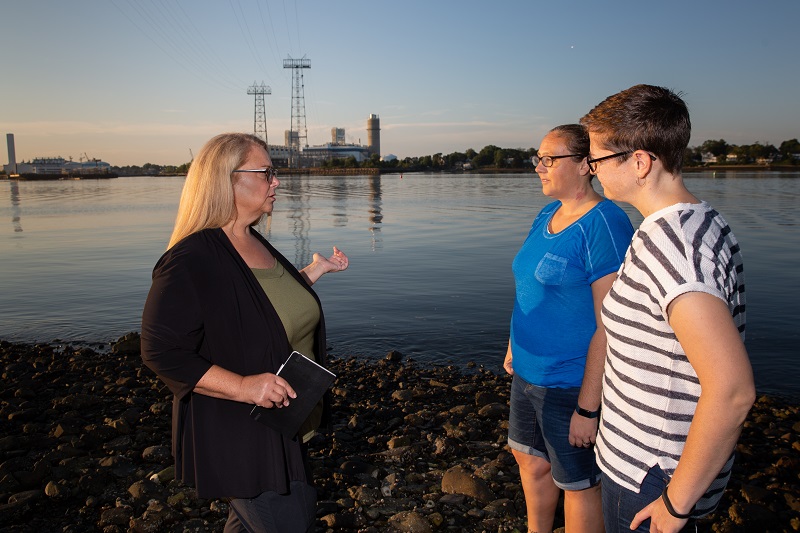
[249, 351, 336, 438]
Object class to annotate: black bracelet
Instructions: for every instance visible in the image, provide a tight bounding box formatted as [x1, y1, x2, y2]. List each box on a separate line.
[575, 405, 600, 418]
[661, 485, 693, 519]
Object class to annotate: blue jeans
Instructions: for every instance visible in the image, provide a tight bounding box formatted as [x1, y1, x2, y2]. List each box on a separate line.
[602, 465, 696, 533]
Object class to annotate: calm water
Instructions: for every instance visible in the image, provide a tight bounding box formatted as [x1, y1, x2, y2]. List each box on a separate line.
[1, 172, 798, 399]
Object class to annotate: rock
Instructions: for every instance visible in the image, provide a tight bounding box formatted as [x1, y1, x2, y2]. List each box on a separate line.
[441, 465, 495, 504]
[349, 485, 381, 505]
[483, 497, 517, 517]
[98, 505, 134, 527]
[740, 483, 773, 504]
[388, 510, 432, 532]
[111, 332, 141, 355]
[439, 493, 466, 506]
[385, 350, 403, 362]
[785, 492, 800, 512]
[387, 436, 411, 449]
[391, 390, 414, 402]
[149, 465, 175, 484]
[129, 501, 179, 532]
[44, 479, 70, 499]
[142, 444, 171, 463]
[478, 402, 508, 418]
[128, 479, 165, 503]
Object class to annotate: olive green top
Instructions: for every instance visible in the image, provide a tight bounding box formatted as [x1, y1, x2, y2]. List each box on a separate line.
[252, 261, 322, 441]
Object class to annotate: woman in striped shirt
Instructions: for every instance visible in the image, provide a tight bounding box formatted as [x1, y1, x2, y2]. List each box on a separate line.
[580, 85, 755, 533]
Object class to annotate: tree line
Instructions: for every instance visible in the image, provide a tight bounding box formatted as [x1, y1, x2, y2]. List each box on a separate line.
[109, 138, 800, 176]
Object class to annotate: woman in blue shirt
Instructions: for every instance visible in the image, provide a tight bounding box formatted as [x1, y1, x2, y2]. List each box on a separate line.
[504, 124, 633, 532]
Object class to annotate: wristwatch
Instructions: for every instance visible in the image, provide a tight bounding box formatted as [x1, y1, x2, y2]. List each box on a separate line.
[575, 405, 600, 418]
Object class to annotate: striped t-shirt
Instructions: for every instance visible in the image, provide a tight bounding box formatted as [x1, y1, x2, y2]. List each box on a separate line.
[596, 201, 746, 517]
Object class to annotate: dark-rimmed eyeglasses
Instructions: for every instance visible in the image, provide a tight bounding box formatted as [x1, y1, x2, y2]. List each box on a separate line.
[232, 167, 277, 185]
[586, 151, 657, 173]
[586, 151, 632, 173]
[531, 154, 582, 167]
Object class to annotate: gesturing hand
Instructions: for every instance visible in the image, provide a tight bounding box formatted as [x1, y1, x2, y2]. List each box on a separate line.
[315, 246, 349, 273]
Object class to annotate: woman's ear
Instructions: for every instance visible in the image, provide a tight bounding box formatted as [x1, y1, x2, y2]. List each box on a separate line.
[633, 150, 654, 177]
[578, 156, 592, 177]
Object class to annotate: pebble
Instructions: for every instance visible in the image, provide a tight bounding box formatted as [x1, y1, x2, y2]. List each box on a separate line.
[1, 336, 799, 532]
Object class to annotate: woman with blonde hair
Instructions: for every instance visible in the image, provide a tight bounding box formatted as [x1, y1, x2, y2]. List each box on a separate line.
[142, 132, 348, 532]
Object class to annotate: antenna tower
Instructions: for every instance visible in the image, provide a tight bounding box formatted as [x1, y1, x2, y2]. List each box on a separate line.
[247, 81, 271, 145]
[283, 56, 310, 167]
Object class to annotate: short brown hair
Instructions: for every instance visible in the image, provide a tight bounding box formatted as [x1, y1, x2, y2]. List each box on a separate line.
[580, 84, 690, 174]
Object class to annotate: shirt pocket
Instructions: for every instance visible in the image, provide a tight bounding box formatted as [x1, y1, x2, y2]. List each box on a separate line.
[535, 252, 568, 286]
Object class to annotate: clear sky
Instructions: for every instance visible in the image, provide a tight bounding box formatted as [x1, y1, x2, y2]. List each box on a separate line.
[2, 0, 798, 166]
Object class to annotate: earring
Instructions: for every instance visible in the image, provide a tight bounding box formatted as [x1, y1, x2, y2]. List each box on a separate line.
[636, 176, 646, 187]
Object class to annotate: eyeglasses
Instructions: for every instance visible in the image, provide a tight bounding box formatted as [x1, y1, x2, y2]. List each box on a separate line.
[232, 167, 277, 185]
[586, 151, 657, 173]
[585, 151, 632, 173]
[531, 154, 582, 167]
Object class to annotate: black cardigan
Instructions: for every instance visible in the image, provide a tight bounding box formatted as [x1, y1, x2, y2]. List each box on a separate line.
[140, 227, 327, 498]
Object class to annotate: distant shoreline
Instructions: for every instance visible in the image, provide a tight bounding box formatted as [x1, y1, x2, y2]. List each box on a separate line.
[1, 173, 118, 181]
[2, 165, 797, 181]
[682, 164, 799, 172]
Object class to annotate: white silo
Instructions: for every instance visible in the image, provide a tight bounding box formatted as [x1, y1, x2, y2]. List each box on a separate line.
[367, 114, 380, 157]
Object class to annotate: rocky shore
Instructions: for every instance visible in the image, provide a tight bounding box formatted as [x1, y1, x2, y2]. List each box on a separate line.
[1, 335, 798, 532]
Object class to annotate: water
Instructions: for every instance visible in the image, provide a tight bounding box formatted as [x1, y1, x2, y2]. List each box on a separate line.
[1, 171, 798, 399]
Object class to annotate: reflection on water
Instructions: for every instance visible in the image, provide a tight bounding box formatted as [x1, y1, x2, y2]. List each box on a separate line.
[1, 172, 799, 399]
[9, 180, 22, 233]
[368, 175, 383, 251]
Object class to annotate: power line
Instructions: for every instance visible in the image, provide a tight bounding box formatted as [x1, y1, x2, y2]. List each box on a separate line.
[110, 0, 241, 93]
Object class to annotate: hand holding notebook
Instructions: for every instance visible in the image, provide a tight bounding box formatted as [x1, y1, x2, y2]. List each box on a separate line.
[250, 351, 336, 438]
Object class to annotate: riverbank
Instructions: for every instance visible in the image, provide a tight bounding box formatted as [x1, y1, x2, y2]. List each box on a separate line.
[1, 336, 798, 532]
[1, 172, 118, 180]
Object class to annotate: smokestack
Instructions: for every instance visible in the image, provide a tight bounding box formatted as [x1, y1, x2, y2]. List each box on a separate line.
[367, 114, 380, 157]
[6, 134, 17, 174]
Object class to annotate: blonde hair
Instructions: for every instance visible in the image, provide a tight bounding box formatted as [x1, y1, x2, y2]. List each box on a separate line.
[168, 133, 269, 249]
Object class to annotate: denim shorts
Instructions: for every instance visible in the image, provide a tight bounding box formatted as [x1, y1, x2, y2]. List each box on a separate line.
[507, 374, 599, 490]
[601, 465, 697, 533]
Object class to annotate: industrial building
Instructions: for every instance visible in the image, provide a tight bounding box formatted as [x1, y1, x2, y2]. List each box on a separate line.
[3, 134, 114, 178]
[268, 114, 380, 167]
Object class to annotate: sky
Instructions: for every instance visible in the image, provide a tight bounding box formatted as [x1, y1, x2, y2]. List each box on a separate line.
[2, 0, 799, 166]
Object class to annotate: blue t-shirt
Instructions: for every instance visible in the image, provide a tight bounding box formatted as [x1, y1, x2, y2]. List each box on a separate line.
[510, 199, 633, 388]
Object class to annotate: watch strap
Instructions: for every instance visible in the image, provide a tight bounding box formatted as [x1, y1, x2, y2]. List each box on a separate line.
[575, 405, 600, 418]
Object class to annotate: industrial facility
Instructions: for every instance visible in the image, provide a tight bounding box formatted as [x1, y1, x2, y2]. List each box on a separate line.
[249, 57, 381, 168]
[2, 134, 115, 178]
[285, 114, 380, 166]
[4, 54, 382, 176]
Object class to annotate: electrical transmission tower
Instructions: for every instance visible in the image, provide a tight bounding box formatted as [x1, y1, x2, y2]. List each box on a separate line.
[283, 56, 310, 167]
[247, 82, 271, 145]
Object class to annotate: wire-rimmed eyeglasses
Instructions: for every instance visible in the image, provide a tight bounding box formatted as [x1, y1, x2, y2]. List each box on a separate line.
[232, 167, 278, 185]
[531, 154, 582, 167]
